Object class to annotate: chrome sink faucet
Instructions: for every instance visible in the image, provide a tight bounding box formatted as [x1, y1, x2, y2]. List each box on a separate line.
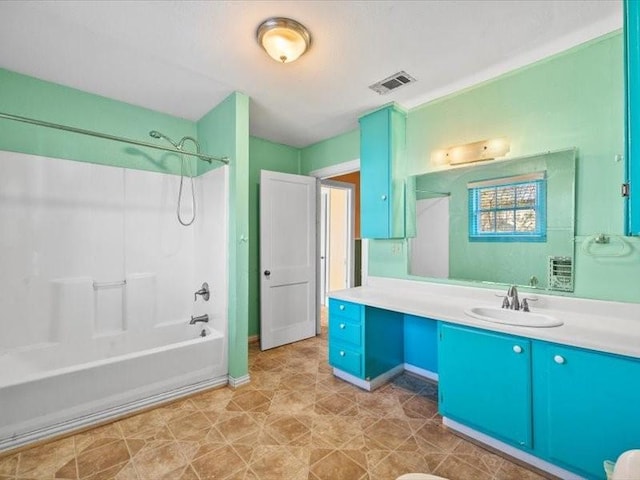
[506, 285, 520, 310]
[500, 286, 536, 311]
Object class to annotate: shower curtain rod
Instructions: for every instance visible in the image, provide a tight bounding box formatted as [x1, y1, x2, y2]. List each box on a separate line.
[0, 111, 229, 165]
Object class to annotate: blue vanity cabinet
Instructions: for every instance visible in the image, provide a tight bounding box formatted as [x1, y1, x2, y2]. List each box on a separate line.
[328, 298, 404, 381]
[328, 299, 364, 377]
[533, 342, 640, 480]
[438, 323, 533, 449]
[359, 104, 407, 239]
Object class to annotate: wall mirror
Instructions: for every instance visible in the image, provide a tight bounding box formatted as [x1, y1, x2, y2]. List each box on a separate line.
[408, 148, 576, 291]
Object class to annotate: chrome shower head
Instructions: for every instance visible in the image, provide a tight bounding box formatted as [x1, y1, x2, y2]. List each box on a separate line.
[149, 130, 179, 149]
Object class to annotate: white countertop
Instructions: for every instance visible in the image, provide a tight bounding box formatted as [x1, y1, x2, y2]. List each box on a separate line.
[329, 277, 640, 359]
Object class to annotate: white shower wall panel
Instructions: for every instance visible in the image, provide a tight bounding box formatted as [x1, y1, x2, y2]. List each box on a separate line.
[124, 168, 195, 328]
[0, 151, 228, 352]
[0, 154, 112, 348]
[194, 166, 229, 336]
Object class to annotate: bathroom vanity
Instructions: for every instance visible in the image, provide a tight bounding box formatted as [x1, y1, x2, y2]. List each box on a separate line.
[328, 277, 640, 480]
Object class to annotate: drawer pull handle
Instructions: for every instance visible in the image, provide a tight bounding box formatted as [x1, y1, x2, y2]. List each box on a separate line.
[513, 345, 523, 354]
[339, 351, 345, 357]
[339, 305, 345, 311]
[554, 355, 566, 365]
[381, 194, 387, 201]
[339, 323, 346, 329]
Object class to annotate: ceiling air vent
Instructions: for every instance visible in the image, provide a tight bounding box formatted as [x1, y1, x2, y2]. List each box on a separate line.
[369, 71, 416, 95]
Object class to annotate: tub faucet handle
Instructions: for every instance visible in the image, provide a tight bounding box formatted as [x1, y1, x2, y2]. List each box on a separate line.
[194, 282, 210, 302]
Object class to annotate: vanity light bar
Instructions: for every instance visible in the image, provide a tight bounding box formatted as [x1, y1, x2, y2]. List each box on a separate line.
[431, 137, 510, 166]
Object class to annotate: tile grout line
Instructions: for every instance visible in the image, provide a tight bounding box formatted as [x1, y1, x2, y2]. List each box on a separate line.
[72, 436, 79, 480]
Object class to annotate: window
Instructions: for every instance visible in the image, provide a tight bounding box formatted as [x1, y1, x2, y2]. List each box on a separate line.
[468, 172, 546, 242]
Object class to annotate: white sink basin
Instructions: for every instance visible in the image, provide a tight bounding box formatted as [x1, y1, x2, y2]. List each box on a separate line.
[465, 306, 563, 328]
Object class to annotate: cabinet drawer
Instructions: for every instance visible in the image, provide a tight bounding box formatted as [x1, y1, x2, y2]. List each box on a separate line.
[329, 344, 362, 377]
[328, 299, 362, 322]
[329, 319, 362, 347]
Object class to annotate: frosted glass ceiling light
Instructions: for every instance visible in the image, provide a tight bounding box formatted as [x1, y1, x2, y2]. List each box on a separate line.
[257, 17, 311, 63]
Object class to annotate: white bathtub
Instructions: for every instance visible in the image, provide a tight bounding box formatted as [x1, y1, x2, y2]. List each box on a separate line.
[0, 322, 227, 452]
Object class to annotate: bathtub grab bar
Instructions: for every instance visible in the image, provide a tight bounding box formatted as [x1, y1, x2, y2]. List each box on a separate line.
[93, 280, 126, 290]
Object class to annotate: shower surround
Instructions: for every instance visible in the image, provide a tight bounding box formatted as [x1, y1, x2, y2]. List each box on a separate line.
[0, 151, 229, 451]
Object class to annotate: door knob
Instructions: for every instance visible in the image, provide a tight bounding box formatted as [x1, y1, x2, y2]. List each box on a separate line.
[264, 270, 271, 277]
[381, 194, 388, 201]
[554, 355, 566, 364]
[513, 345, 523, 354]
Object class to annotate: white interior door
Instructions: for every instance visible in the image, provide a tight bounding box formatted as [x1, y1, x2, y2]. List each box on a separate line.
[260, 170, 317, 350]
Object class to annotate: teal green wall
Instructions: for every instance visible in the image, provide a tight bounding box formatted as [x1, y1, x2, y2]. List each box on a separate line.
[0, 68, 197, 175]
[302, 32, 640, 304]
[406, 32, 624, 235]
[198, 93, 250, 380]
[300, 129, 359, 174]
[248, 136, 301, 337]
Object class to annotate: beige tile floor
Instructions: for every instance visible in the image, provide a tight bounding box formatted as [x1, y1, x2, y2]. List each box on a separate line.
[0, 324, 549, 480]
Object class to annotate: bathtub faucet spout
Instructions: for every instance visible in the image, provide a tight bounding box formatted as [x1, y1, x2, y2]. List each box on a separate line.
[190, 314, 209, 325]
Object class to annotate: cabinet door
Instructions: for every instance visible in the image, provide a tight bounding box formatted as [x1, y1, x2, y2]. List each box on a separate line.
[439, 323, 532, 448]
[360, 108, 392, 239]
[625, 0, 640, 234]
[533, 342, 640, 479]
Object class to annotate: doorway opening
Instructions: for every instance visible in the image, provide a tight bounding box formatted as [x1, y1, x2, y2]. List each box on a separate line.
[321, 181, 353, 305]
[318, 169, 361, 329]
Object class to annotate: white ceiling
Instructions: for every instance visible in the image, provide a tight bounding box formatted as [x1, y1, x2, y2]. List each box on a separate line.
[0, 1, 622, 148]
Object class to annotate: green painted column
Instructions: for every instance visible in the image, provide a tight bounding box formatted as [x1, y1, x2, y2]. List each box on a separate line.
[198, 92, 250, 382]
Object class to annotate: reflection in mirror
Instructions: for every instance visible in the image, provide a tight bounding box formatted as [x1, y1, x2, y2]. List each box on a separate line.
[408, 148, 576, 291]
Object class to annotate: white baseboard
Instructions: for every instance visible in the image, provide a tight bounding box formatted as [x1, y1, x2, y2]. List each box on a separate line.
[0, 375, 229, 454]
[404, 363, 439, 381]
[228, 374, 251, 388]
[333, 364, 404, 391]
[443, 417, 584, 480]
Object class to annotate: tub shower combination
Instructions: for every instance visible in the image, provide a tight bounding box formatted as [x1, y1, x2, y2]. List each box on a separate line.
[0, 120, 229, 451]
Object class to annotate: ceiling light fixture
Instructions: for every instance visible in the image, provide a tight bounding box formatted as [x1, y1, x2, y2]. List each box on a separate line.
[256, 17, 311, 64]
